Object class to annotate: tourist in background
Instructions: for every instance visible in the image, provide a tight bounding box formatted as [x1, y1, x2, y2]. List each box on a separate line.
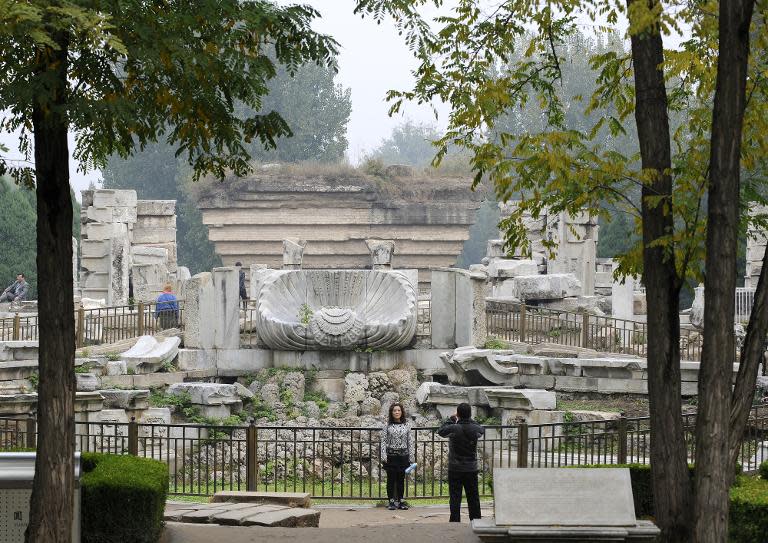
[0, 273, 29, 305]
[380, 403, 413, 510]
[155, 283, 179, 329]
[236, 261, 247, 309]
[438, 402, 484, 523]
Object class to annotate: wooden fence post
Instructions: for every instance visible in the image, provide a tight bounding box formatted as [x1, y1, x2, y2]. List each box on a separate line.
[12, 314, 20, 341]
[25, 417, 36, 449]
[517, 423, 528, 468]
[247, 422, 258, 491]
[76, 307, 85, 348]
[581, 312, 590, 348]
[519, 304, 527, 343]
[618, 416, 628, 465]
[137, 302, 145, 337]
[128, 417, 139, 456]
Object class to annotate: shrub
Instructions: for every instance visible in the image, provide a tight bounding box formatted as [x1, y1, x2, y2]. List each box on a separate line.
[576, 463, 760, 535]
[730, 475, 768, 543]
[483, 336, 507, 350]
[760, 460, 768, 481]
[81, 453, 168, 543]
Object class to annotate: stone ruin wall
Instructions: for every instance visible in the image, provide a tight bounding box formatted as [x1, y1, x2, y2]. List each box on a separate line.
[79, 189, 178, 305]
[194, 169, 484, 287]
[746, 204, 768, 289]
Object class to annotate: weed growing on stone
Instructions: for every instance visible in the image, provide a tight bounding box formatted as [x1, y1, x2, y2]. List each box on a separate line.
[483, 336, 507, 350]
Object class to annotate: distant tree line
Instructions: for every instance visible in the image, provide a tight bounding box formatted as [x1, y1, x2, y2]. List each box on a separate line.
[0, 178, 80, 299]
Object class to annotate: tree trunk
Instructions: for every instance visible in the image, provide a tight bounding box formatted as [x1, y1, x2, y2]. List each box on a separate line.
[626, 1, 691, 540]
[25, 33, 76, 543]
[730, 239, 768, 467]
[695, 2, 755, 540]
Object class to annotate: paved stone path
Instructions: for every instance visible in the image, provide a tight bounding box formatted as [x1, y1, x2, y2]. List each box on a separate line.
[165, 502, 320, 527]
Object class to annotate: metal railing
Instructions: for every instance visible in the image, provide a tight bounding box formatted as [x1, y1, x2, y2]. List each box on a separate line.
[1, 301, 185, 347]
[3, 405, 765, 499]
[75, 301, 185, 348]
[487, 300, 705, 361]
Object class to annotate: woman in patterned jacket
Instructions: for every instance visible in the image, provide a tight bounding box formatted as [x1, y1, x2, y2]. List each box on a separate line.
[380, 403, 413, 510]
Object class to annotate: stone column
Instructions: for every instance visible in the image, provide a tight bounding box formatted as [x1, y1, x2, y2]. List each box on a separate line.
[365, 240, 395, 270]
[72, 237, 79, 293]
[131, 246, 170, 302]
[611, 267, 635, 321]
[182, 272, 214, 349]
[282, 239, 307, 270]
[580, 239, 596, 296]
[432, 268, 488, 348]
[213, 267, 240, 349]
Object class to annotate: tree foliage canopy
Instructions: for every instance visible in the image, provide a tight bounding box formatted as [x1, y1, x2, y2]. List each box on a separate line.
[354, 0, 768, 284]
[0, 0, 339, 184]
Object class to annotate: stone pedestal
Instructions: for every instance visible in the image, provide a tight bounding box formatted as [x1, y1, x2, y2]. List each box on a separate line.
[431, 268, 487, 348]
[182, 272, 214, 349]
[611, 269, 635, 321]
[213, 267, 240, 349]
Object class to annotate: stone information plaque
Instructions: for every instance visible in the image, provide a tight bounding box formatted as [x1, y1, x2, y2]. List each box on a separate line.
[493, 468, 637, 527]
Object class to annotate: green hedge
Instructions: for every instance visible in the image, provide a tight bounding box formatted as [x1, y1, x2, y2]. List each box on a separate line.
[730, 474, 768, 543]
[81, 453, 168, 543]
[759, 460, 768, 481]
[577, 464, 768, 542]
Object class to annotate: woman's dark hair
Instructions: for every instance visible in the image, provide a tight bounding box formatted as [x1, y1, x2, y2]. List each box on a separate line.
[388, 403, 407, 424]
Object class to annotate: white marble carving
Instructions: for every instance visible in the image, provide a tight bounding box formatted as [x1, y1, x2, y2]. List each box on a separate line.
[255, 269, 417, 350]
[121, 335, 180, 373]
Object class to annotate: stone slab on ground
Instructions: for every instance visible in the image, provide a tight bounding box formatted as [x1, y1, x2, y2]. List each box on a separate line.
[211, 491, 311, 508]
[167, 502, 319, 528]
[472, 518, 661, 542]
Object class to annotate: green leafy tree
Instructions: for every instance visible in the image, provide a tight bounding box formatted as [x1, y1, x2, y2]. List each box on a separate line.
[370, 120, 442, 166]
[355, 0, 767, 540]
[0, 178, 37, 297]
[0, 178, 81, 299]
[240, 58, 352, 162]
[0, 2, 335, 540]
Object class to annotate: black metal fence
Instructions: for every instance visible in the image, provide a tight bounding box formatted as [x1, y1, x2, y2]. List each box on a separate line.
[487, 300, 706, 361]
[1, 301, 185, 347]
[2, 405, 766, 500]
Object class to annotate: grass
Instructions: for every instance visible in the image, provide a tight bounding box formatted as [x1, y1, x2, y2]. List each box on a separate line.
[165, 480, 495, 506]
[555, 400, 625, 413]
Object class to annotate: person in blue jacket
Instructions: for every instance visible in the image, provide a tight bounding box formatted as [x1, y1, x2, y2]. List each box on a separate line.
[155, 283, 179, 329]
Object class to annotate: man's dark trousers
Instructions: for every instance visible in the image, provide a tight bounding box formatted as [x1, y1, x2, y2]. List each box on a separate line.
[448, 470, 481, 522]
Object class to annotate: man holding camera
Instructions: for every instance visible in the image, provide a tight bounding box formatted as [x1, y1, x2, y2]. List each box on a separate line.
[437, 402, 485, 523]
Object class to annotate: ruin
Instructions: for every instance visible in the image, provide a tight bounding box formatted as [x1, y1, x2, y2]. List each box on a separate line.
[193, 167, 484, 286]
[79, 189, 177, 304]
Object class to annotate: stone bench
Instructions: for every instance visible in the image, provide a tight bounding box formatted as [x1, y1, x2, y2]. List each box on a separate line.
[210, 491, 312, 508]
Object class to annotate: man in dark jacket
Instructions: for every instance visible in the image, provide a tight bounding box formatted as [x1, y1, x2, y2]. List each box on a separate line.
[437, 402, 485, 522]
[236, 261, 247, 309]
